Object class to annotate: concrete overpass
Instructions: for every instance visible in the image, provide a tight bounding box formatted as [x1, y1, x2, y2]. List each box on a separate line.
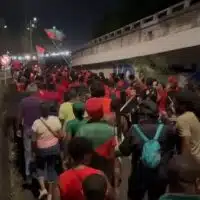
[72, 0, 200, 74]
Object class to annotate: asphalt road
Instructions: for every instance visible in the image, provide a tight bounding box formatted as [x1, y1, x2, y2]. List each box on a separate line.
[0, 82, 132, 200]
[0, 87, 11, 200]
[119, 157, 131, 200]
[16, 158, 131, 200]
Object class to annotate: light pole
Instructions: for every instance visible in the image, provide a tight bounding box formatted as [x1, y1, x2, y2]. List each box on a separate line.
[27, 17, 38, 53]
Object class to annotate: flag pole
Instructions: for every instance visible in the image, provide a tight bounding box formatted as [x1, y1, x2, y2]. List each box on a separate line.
[51, 39, 70, 67]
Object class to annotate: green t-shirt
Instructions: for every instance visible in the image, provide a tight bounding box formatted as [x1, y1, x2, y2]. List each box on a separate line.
[66, 118, 87, 138]
[76, 122, 115, 154]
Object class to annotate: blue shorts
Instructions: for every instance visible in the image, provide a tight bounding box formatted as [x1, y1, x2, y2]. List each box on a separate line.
[36, 143, 60, 182]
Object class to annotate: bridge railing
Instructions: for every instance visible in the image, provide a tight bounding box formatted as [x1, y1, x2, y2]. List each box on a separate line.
[73, 0, 200, 58]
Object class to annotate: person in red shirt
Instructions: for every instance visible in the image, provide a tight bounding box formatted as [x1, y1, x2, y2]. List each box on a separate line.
[82, 174, 108, 200]
[90, 81, 112, 115]
[167, 76, 179, 92]
[16, 77, 26, 92]
[157, 83, 168, 114]
[58, 137, 113, 200]
[61, 77, 69, 90]
[36, 82, 62, 103]
[56, 78, 66, 101]
[104, 84, 111, 98]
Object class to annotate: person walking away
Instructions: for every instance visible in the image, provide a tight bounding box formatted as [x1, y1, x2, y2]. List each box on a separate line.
[90, 81, 112, 115]
[157, 83, 168, 115]
[17, 93, 42, 184]
[175, 91, 200, 163]
[82, 174, 109, 200]
[65, 102, 87, 140]
[117, 100, 178, 200]
[58, 137, 114, 200]
[77, 98, 117, 186]
[160, 155, 200, 200]
[56, 77, 66, 103]
[58, 89, 77, 126]
[32, 102, 63, 200]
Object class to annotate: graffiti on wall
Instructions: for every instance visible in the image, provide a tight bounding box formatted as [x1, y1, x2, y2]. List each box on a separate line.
[113, 64, 135, 79]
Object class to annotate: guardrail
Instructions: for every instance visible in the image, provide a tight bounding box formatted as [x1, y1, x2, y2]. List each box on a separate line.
[73, 0, 200, 57]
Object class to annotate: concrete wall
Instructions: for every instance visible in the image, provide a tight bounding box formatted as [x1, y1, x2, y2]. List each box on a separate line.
[72, 1, 200, 66]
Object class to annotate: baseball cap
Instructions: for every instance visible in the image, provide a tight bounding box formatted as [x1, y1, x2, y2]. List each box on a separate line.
[85, 98, 103, 120]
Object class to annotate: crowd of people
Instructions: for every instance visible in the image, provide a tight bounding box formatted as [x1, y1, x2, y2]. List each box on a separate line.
[8, 63, 200, 200]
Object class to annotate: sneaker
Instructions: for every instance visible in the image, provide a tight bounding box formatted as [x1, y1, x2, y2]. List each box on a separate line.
[38, 189, 48, 200]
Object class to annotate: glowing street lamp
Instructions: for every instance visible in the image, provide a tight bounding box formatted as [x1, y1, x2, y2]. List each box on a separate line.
[4, 25, 7, 29]
[33, 17, 37, 22]
[28, 17, 38, 53]
[25, 54, 31, 60]
[32, 55, 37, 60]
[18, 56, 23, 61]
[53, 26, 56, 30]
[65, 51, 70, 56]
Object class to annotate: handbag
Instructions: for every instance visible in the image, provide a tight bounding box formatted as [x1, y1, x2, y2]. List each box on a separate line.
[40, 118, 63, 139]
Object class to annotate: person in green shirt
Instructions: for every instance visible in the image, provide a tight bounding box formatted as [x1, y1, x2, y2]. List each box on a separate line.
[65, 102, 87, 140]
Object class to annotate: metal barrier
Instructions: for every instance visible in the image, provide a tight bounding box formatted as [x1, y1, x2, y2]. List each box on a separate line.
[73, 0, 200, 58]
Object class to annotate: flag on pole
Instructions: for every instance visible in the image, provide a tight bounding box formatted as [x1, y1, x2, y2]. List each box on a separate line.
[44, 29, 65, 41]
[36, 45, 45, 54]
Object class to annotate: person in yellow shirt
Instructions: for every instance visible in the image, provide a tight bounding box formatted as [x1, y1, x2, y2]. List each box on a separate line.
[175, 91, 200, 164]
[59, 90, 77, 126]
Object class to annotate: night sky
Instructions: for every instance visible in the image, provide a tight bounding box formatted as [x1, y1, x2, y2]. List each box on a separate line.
[1, 0, 118, 51]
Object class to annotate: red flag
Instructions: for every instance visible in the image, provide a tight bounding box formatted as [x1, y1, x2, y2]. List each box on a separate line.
[44, 29, 65, 41]
[44, 29, 57, 40]
[36, 45, 45, 54]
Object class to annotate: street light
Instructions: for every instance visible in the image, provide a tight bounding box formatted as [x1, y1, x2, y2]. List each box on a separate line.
[53, 26, 56, 30]
[33, 17, 37, 22]
[4, 25, 7, 29]
[27, 17, 38, 53]
[32, 55, 37, 60]
[25, 54, 31, 60]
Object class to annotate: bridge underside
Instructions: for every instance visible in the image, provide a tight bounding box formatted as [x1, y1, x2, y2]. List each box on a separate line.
[72, 26, 200, 67]
[74, 45, 200, 78]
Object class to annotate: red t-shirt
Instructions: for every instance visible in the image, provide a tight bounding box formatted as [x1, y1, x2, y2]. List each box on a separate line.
[61, 80, 69, 89]
[36, 90, 61, 103]
[157, 90, 168, 113]
[101, 97, 112, 115]
[115, 90, 121, 99]
[56, 84, 66, 98]
[126, 87, 134, 97]
[59, 167, 100, 200]
[16, 83, 25, 92]
[104, 85, 110, 98]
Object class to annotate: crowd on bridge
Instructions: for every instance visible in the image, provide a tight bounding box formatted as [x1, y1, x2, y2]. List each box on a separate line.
[8, 63, 200, 200]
